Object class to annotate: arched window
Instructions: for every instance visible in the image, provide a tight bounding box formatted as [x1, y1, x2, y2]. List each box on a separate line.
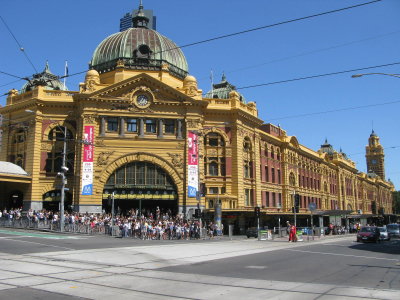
[204, 132, 226, 177]
[10, 129, 27, 169]
[243, 137, 253, 179]
[205, 132, 225, 147]
[45, 126, 74, 174]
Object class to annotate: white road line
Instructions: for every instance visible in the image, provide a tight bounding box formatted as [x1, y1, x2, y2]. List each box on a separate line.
[0, 238, 75, 251]
[286, 248, 399, 261]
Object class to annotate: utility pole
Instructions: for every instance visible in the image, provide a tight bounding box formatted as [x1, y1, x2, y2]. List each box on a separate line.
[58, 126, 68, 232]
[293, 190, 297, 227]
[111, 191, 115, 236]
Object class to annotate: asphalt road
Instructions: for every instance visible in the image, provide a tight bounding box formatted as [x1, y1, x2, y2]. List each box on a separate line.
[0, 228, 399, 299]
[162, 237, 400, 290]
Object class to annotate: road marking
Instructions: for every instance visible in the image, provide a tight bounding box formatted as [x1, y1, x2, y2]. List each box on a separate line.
[0, 238, 75, 251]
[286, 248, 399, 262]
[245, 266, 267, 269]
[0, 229, 85, 240]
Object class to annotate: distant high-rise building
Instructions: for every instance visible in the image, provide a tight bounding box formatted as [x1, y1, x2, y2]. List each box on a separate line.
[120, 9, 156, 31]
[366, 130, 385, 179]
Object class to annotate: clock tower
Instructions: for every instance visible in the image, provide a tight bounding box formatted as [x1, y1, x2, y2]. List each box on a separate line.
[366, 130, 385, 179]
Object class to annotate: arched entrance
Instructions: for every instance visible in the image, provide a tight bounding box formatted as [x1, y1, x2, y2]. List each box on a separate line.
[42, 190, 72, 211]
[7, 190, 23, 209]
[103, 161, 178, 215]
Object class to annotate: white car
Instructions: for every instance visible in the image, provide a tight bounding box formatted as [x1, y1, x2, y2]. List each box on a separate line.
[378, 227, 390, 241]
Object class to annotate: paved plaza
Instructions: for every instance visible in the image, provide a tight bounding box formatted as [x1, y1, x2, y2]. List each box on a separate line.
[0, 230, 399, 299]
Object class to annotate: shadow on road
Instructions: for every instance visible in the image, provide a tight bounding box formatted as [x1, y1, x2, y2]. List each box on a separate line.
[349, 238, 400, 255]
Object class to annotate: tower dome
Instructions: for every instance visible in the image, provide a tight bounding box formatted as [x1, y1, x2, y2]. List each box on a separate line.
[205, 73, 246, 103]
[90, 2, 188, 79]
[20, 62, 67, 94]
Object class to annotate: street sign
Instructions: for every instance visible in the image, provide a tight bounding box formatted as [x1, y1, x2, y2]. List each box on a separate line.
[308, 202, 317, 211]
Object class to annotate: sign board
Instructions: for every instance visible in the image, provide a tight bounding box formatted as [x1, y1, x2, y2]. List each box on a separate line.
[308, 202, 317, 211]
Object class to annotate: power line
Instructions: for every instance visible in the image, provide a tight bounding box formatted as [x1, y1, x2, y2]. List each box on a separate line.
[237, 61, 400, 90]
[218, 30, 400, 77]
[0, 15, 38, 73]
[0, 0, 383, 91]
[0, 70, 27, 80]
[347, 146, 400, 157]
[267, 99, 400, 122]
[155, 0, 383, 55]
[0, 79, 23, 88]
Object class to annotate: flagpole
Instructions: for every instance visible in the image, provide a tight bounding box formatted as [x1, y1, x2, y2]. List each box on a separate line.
[63, 60, 68, 89]
[210, 69, 214, 98]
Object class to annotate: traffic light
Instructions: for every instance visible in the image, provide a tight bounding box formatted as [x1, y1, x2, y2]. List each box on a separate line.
[254, 206, 260, 218]
[292, 206, 299, 213]
[194, 209, 201, 218]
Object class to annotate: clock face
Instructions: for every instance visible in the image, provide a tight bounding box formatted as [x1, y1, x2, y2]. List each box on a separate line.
[137, 94, 149, 106]
[371, 159, 377, 165]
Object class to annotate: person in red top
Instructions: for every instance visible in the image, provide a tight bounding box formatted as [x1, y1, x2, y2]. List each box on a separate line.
[289, 224, 297, 242]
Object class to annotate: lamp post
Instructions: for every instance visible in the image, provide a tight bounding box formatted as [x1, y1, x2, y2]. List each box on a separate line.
[351, 73, 400, 79]
[58, 126, 68, 232]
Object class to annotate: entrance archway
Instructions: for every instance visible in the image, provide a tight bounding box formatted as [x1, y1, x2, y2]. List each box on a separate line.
[103, 161, 178, 215]
[42, 190, 72, 211]
[7, 190, 23, 209]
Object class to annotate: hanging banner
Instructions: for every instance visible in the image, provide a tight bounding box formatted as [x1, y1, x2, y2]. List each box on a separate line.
[187, 131, 198, 197]
[81, 126, 94, 195]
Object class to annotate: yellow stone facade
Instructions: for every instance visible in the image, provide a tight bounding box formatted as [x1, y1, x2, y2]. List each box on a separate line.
[0, 4, 394, 228]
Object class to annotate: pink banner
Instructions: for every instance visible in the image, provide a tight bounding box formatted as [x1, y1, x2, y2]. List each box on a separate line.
[187, 131, 198, 166]
[83, 126, 94, 162]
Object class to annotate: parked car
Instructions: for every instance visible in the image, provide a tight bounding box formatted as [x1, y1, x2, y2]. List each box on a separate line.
[378, 227, 390, 241]
[356, 226, 380, 243]
[386, 224, 400, 238]
[246, 227, 258, 238]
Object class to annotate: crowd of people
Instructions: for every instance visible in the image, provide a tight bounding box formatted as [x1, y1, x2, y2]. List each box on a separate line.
[0, 207, 223, 240]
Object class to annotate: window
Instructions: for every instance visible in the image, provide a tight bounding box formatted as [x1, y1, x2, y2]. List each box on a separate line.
[209, 161, 218, 176]
[244, 160, 252, 178]
[164, 119, 175, 134]
[145, 119, 156, 133]
[209, 187, 218, 194]
[265, 166, 269, 182]
[45, 127, 74, 173]
[107, 117, 118, 132]
[278, 169, 281, 184]
[245, 189, 254, 206]
[126, 118, 137, 132]
[271, 167, 275, 183]
[206, 132, 224, 146]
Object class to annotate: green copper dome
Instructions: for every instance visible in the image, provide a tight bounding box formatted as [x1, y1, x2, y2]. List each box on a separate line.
[205, 74, 246, 103]
[90, 27, 188, 79]
[20, 62, 67, 94]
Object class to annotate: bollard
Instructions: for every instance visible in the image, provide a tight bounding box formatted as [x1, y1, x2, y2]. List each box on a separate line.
[229, 225, 234, 240]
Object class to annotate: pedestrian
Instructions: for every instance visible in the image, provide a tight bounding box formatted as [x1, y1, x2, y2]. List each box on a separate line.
[289, 223, 297, 242]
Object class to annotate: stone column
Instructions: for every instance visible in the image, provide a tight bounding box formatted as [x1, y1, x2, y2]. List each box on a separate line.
[139, 118, 144, 138]
[100, 117, 106, 136]
[157, 119, 163, 139]
[119, 117, 125, 137]
[177, 119, 183, 139]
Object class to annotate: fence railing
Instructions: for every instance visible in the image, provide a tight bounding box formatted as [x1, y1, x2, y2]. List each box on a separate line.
[0, 217, 207, 239]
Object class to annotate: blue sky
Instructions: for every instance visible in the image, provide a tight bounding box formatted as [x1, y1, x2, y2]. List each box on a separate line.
[1, 0, 399, 188]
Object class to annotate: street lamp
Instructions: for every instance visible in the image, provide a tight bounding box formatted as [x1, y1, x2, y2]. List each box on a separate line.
[351, 73, 400, 79]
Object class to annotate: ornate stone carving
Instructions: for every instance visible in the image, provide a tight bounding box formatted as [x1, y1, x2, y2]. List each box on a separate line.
[41, 142, 53, 151]
[82, 70, 100, 93]
[97, 151, 114, 166]
[83, 114, 97, 124]
[95, 139, 106, 147]
[186, 119, 201, 128]
[8, 89, 19, 97]
[167, 153, 184, 169]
